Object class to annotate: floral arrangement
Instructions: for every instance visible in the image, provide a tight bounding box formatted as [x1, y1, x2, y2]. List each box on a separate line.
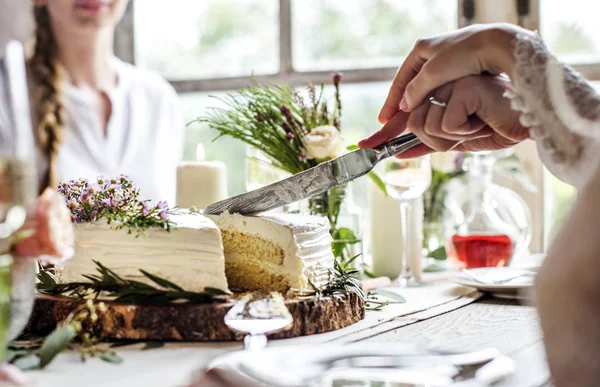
[193, 74, 369, 259]
[193, 74, 344, 176]
[57, 176, 173, 235]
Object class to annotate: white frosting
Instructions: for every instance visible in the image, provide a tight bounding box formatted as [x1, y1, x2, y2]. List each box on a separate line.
[208, 212, 334, 290]
[57, 212, 230, 292]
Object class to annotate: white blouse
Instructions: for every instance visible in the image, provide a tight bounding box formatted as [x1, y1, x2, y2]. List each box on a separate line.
[0, 57, 184, 204]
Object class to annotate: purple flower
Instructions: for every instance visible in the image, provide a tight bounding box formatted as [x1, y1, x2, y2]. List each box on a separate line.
[286, 132, 295, 143]
[160, 210, 169, 221]
[333, 72, 342, 87]
[157, 201, 168, 210]
[142, 202, 151, 217]
[454, 152, 466, 171]
[298, 148, 308, 163]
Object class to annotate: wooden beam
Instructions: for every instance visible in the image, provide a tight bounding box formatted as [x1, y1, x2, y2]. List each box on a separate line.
[170, 67, 398, 93]
[279, 0, 293, 74]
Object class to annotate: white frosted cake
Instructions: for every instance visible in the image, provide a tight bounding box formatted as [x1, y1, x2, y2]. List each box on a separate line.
[57, 211, 334, 293]
[208, 212, 333, 292]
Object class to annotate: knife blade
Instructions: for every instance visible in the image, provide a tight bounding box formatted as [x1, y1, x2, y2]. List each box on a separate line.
[203, 133, 421, 215]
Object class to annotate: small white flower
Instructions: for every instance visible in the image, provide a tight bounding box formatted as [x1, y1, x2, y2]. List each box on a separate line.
[302, 125, 342, 160]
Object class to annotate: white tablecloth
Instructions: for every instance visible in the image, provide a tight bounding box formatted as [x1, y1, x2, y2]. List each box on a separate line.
[27, 276, 481, 387]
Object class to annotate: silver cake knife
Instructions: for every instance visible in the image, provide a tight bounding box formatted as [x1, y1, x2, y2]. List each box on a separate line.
[204, 133, 422, 215]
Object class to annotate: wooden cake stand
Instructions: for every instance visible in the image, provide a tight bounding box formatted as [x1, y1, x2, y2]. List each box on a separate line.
[26, 293, 365, 341]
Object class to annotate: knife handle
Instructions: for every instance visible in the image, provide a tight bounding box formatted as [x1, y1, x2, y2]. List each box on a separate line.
[374, 133, 422, 159]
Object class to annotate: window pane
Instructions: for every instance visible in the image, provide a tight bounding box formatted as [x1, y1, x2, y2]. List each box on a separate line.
[541, 0, 600, 64]
[180, 82, 391, 206]
[292, 0, 457, 71]
[134, 0, 279, 80]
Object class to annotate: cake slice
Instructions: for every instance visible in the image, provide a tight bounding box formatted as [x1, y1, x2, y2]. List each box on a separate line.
[57, 211, 230, 293]
[209, 212, 334, 293]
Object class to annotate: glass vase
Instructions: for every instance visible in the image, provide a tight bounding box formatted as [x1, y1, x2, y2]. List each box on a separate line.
[306, 184, 363, 266]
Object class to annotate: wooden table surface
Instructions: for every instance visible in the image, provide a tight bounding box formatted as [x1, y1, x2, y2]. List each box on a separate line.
[374, 296, 551, 387]
[31, 285, 552, 387]
[195, 295, 551, 387]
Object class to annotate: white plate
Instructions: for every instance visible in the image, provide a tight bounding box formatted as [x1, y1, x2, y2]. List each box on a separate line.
[449, 267, 538, 295]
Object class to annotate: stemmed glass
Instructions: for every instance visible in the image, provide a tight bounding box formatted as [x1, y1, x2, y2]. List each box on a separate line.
[381, 155, 431, 286]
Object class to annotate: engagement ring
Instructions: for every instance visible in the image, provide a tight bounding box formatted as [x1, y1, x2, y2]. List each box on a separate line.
[429, 96, 447, 108]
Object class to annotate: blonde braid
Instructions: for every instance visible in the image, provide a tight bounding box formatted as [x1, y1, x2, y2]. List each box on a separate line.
[28, 5, 67, 192]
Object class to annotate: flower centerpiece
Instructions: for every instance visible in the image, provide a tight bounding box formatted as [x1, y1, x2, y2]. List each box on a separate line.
[192, 74, 368, 260]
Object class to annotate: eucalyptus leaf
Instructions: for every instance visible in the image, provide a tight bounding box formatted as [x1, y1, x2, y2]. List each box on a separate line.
[428, 246, 447, 261]
[141, 342, 165, 351]
[12, 354, 41, 370]
[6, 349, 33, 363]
[100, 352, 123, 364]
[373, 289, 406, 304]
[39, 324, 77, 369]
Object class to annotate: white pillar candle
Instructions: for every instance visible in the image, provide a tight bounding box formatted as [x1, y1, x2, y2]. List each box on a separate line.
[368, 181, 424, 280]
[176, 144, 228, 210]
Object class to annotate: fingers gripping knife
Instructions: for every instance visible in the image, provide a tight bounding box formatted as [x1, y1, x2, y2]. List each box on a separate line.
[204, 134, 422, 216]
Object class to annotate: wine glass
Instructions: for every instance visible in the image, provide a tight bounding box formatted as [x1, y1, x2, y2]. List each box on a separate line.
[381, 155, 431, 286]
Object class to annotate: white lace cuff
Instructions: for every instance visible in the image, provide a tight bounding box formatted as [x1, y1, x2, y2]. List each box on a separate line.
[504, 32, 600, 189]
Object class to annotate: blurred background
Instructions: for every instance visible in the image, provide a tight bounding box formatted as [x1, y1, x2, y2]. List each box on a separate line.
[2, 0, 600, 253]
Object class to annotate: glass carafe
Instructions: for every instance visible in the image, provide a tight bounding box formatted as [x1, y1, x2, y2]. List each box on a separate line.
[445, 152, 531, 269]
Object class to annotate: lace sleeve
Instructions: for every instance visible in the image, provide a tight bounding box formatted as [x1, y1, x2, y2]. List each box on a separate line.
[504, 32, 600, 189]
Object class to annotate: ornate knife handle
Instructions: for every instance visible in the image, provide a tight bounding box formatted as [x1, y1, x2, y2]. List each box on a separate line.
[374, 133, 422, 160]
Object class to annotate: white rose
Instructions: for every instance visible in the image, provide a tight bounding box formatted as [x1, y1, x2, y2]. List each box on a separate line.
[302, 125, 342, 160]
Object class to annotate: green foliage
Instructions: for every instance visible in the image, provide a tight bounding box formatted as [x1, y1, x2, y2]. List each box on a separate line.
[191, 75, 343, 176]
[429, 246, 447, 261]
[39, 325, 77, 368]
[37, 261, 230, 305]
[332, 227, 360, 257]
[317, 254, 365, 302]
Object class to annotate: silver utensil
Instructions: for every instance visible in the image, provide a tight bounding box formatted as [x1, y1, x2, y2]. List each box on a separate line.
[461, 269, 536, 285]
[204, 133, 421, 215]
[326, 348, 500, 369]
[224, 292, 293, 350]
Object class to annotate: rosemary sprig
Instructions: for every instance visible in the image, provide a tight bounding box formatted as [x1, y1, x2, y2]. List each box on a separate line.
[317, 254, 365, 301]
[37, 261, 230, 305]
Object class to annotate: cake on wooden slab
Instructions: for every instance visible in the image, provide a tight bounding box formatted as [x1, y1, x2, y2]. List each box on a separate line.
[55, 176, 334, 295]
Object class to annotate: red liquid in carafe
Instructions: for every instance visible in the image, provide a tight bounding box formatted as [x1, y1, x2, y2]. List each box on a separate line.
[448, 234, 513, 269]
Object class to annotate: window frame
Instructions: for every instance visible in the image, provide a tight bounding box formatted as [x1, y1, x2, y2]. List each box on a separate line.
[115, 0, 585, 253]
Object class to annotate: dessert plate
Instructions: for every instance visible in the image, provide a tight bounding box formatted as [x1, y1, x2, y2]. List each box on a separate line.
[449, 267, 538, 298]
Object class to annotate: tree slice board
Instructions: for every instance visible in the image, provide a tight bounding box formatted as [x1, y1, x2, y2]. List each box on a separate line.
[26, 293, 365, 341]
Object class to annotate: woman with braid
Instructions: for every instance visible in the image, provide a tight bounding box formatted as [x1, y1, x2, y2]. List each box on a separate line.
[0, 0, 184, 203]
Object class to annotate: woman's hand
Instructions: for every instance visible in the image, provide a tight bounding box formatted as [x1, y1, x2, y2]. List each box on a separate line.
[360, 75, 529, 158]
[378, 23, 532, 124]
[13, 188, 74, 263]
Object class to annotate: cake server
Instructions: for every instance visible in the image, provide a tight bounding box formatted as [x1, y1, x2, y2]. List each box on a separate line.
[204, 133, 422, 215]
